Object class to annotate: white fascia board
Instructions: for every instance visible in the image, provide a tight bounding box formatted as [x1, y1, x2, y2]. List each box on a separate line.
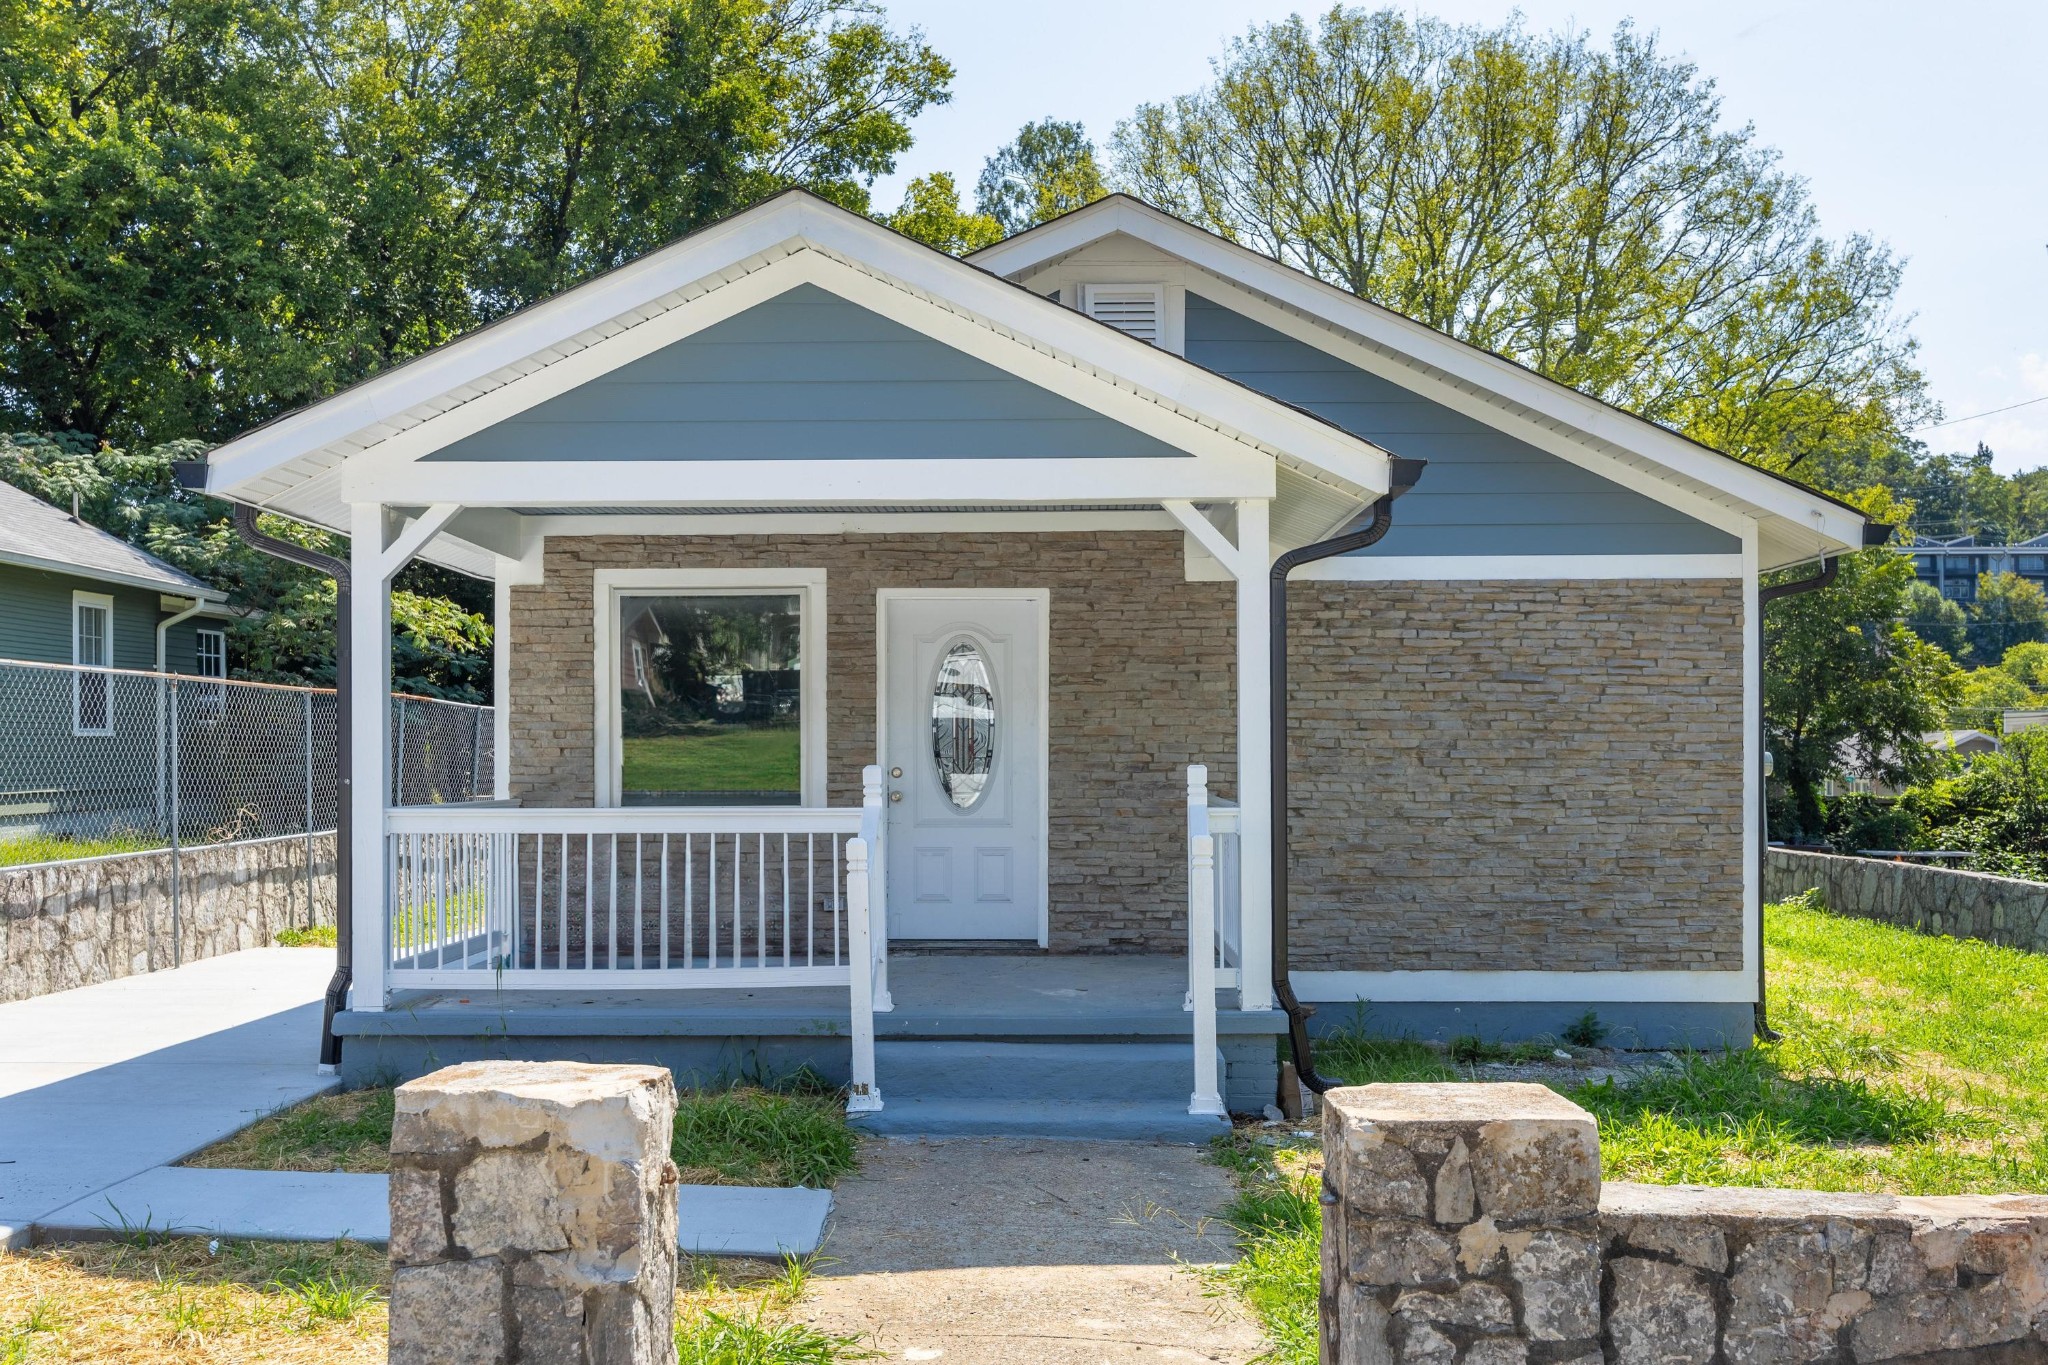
[531, 510, 1179, 536]
[1291, 970, 1754, 1004]
[344, 457, 1273, 506]
[978, 198, 1866, 552]
[0, 548, 225, 601]
[1299, 554, 1746, 581]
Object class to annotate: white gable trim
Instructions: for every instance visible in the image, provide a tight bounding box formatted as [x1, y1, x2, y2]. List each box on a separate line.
[205, 192, 1392, 514]
[973, 198, 1866, 560]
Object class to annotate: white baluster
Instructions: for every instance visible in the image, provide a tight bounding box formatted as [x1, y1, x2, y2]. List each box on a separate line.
[1185, 764, 1210, 1012]
[1188, 829, 1225, 1117]
[845, 835, 884, 1114]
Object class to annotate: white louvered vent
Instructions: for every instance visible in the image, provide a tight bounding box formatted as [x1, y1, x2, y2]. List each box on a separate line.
[1080, 284, 1164, 345]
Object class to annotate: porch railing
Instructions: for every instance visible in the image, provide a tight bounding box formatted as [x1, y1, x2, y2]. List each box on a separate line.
[381, 768, 890, 1112]
[1184, 765, 1228, 1118]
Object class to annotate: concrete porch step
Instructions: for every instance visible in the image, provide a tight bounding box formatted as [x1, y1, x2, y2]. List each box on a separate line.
[860, 1040, 1230, 1141]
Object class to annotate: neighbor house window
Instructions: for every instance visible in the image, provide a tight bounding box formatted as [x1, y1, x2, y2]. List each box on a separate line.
[72, 592, 113, 735]
[195, 628, 226, 679]
[600, 571, 825, 807]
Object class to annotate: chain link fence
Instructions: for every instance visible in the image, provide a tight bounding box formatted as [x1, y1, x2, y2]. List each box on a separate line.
[0, 658, 494, 858]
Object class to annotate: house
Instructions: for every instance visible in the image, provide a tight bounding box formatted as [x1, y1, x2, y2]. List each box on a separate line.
[0, 480, 235, 840]
[0, 480, 230, 676]
[190, 190, 1868, 1133]
[1826, 729, 2001, 798]
[1906, 533, 2048, 602]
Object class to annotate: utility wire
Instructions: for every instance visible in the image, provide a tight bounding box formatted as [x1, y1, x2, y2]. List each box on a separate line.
[1911, 395, 2048, 433]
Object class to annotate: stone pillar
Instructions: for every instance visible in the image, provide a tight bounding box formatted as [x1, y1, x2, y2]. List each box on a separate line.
[389, 1061, 680, 1365]
[1321, 1082, 1602, 1365]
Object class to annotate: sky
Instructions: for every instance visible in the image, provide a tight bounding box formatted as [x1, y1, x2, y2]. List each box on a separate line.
[873, 1, 2048, 472]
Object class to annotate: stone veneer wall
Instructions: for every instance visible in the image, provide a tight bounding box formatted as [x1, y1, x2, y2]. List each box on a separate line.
[1323, 1083, 2048, 1365]
[511, 532, 1235, 954]
[0, 832, 334, 1002]
[511, 537, 1745, 967]
[1767, 847, 2048, 956]
[1288, 578, 1746, 972]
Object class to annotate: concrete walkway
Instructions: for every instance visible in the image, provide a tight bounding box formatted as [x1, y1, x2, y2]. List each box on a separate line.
[0, 947, 337, 1245]
[800, 1137, 1265, 1363]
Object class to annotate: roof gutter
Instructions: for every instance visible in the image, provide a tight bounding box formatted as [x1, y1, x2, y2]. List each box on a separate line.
[1270, 457, 1427, 1094]
[176, 464, 354, 1074]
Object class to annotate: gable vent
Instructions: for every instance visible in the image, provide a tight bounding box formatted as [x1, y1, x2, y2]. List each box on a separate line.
[1080, 284, 1164, 345]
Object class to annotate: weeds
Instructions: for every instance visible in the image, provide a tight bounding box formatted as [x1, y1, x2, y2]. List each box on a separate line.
[275, 925, 338, 948]
[674, 1255, 867, 1365]
[671, 1085, 857, 1189]
[1561, 1011, 1608, 1048]
[184, 1089, 397, 1174]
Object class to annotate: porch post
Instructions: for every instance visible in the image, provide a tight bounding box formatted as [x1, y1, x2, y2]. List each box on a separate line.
[348, 503, 393, 1011]
[1234, 498, 1275, 1012]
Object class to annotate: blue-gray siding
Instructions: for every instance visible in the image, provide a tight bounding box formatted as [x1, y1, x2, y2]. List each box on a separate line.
[1184, 295, 1737, 556]
[0, 564, 202, 672]
[429, 284, 1194, 463]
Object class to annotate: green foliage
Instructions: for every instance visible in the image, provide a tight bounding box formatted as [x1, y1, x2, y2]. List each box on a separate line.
[1893, 442, 2048, 544]
[0, 829, 162, 866]
[2001, 641, 2048, 690]
[974, 117, 1106, 233]
[1821, 791, 1927, 854]
[275, 925, 339, 948]
[1111, 9, 1928, 473]
[1561, 1011, 1608, 1049]
[884, 172, 1004, 253]
[1764, 523, 1962, 841]
[1903, 581, 1969, 659]
[1966, 571, 2048, 664]
[1905, 729, 2048, 880]
[1948, 665, 2036, 731]
[0, 0, 953, 448]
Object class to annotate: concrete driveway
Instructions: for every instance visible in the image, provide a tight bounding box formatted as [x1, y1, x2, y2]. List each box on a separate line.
[0, 947, 336, 1243]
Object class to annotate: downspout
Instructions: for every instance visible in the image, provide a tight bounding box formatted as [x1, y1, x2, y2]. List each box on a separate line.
[175, 464, 354, 1071]
[1752, 521, 1888, 1041]
[155, 597, 208, 672]
[1271, 457, 1427, 1094]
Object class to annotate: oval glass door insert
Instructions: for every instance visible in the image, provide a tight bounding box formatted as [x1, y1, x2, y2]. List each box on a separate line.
[931, 638, 996, 810]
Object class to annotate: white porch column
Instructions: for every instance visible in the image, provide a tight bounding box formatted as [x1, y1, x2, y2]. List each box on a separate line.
[348, 503, 393, 1011]
[1233, 498, 1275, 1012]
[492, 572, 513, 802]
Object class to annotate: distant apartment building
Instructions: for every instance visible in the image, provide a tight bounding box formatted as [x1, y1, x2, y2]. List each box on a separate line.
[1907, 534, 2048, 601]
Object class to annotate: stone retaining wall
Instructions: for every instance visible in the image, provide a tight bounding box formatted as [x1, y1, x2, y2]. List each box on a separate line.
[1323, 1084, 2048, 1364]
[1766, 847, 2048, 955]
[0, 832, 335, 1002]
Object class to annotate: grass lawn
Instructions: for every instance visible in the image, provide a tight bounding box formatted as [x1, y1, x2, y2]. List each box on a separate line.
[623, 724, 799, 794]
[1211, 894, 2048, 1364]
[0, 1235, 859, 1364]
[185, 1080, 859, 1188]
[0, 832, 163, 868]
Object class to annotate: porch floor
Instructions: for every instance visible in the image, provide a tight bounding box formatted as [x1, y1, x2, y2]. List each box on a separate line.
[341, 954, 1285, 1040]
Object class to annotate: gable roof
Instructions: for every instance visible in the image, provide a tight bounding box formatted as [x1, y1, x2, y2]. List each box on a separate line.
[199, 189, 1400, 573]
[0, 481, 224, 601]
[969, 194, 1871, 570]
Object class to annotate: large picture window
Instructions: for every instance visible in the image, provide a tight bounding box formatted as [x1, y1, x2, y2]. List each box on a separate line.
[598, 571, 825, 808]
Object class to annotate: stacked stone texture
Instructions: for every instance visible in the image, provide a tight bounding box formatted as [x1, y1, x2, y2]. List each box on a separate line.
[1767, 848, 2048, 956]
[1602, 1183, 2048, 1363]
[1287, 578, 1745, 971]
[388, 1061, 680, 1365]
[0, 832, 335, 1003]
[1323, 1082, 1604, 1365]
[512, 534, 1744, 970]
[1324, 1084, 2048, 1364]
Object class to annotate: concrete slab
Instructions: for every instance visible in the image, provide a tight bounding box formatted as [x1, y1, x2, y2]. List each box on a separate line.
[678, 1185, 833, 1258]
[35, 1165, 830, 1258]
[36, 1167, 389, 1244]
[0, 947, 337, 1237]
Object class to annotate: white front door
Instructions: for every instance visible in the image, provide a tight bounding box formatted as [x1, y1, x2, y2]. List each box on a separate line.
[882, 592, 1046, 942]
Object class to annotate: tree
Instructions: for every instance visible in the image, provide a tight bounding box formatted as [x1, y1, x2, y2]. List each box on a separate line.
[0, 434, 492, 698]
[1902, 581, 1969, 658]
[885, 173, 1004, 253]
[1764, 528, 1962, 841]
[1110, 10, 1928, 473]
[975, 118, 1106, 233]
[2001, 641, 2048, 690]
[1969, 572, 2048, 664]
[0, 0, 955, 448]
[1950, 668, 2035, 732]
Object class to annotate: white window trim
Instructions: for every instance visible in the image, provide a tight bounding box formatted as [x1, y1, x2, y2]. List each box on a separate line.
[72, 590, 114, 736]
[592, 568, 828, 808]
[195, 627, 227, 678]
